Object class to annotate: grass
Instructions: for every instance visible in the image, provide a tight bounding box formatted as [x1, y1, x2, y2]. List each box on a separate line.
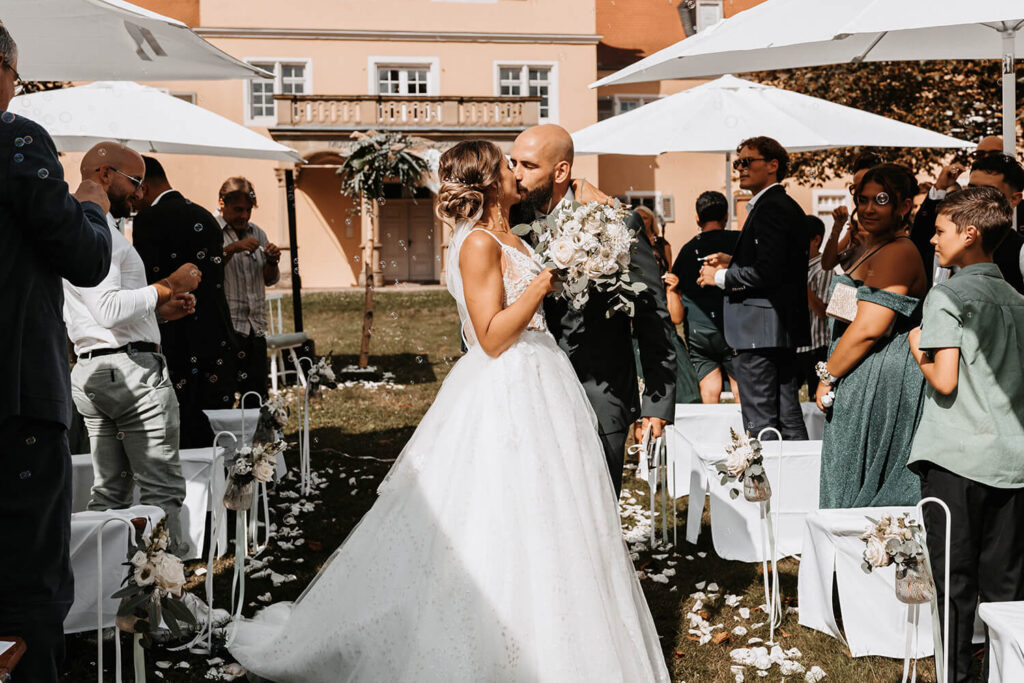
[62, 290, 935, 682]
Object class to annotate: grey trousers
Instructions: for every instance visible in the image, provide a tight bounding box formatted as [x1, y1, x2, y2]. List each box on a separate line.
[71, 350, 189, 556]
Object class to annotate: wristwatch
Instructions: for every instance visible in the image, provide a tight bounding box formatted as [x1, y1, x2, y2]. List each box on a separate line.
[815, 361, 838, 386]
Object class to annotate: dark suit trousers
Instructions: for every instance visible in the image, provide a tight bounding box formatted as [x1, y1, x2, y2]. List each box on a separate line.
[0, 417, 74, 683]
[919, 464, 1024, 683]
[733, 349, 808, 440]
[600, 429, 628, 497]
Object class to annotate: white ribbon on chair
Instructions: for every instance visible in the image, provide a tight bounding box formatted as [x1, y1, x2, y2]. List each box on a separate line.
[628, 430, 671, 549]
[906, 497, 952, 683]
[95, 517, 137, 683]
[756, 427, 784, 647]
[297, 356, 314, 497]
[188, 431, 235, 655]
[239, 392, 272, 554]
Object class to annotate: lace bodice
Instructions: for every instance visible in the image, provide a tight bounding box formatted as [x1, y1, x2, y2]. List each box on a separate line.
[447, 226, 547, 346]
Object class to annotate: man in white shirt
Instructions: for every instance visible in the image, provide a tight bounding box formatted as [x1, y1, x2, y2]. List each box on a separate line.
[63, 143, 200, 556]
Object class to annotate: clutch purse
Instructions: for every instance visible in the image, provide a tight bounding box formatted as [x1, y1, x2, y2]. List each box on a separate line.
[825, 282, 858, 323]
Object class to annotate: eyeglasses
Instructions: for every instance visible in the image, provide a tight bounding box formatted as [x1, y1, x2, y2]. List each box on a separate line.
[732, 157, 767, 171]
[104, 167, 144, 191]
[2, 60, 23, 95]
[855, 191, 891, 207]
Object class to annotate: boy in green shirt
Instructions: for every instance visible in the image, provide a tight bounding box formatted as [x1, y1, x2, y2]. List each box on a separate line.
[908, 186, 1024, 683]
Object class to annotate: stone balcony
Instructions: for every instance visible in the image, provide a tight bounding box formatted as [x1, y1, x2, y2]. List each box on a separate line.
[272, 95, 541, 140]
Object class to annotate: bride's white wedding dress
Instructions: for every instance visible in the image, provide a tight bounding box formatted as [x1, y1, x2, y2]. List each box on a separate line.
[228, 221, 670, 682]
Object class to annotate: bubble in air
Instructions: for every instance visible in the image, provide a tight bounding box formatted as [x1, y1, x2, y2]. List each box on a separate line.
[19, 471, 31, 479]
[24, 436, 36, 445]
[194, 223, 203, 232]
[23, 136, 32, 144]
[196, 252, 206, 260]
[14, 137, 24, 147]
[1, 112, 15, 123]
[116, 432, 125, 440]
[37, 169, 49, 179]
[13, 153, 22, 163]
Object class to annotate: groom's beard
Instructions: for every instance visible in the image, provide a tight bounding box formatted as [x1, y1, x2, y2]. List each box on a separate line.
[517, 176, 555, 217]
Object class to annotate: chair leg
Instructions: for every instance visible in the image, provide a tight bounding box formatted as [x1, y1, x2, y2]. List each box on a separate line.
[289, 348, 307, 387]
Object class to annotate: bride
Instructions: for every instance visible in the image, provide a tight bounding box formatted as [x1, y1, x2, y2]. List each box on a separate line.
[228, 141, 671, 682]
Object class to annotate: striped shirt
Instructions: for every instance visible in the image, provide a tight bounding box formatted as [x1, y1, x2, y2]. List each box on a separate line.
[798, 255, 833, 352]
[217, 214, 279, 336]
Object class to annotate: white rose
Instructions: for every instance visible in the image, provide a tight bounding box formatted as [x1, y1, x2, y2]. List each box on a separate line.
[253, 459, 275, 483]
[130, 550, 149, 568]
[601, 258, 621, 275]
[864, 535, 890, 568]
[561, 219, 582, 235]
[549, 238, 577, 269]
[726, 447, 749, 476]
[133, 561, 156, 587]
[149, 551, 186, 595]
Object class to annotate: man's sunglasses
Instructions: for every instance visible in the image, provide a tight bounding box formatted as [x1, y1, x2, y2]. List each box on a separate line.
[99, 167, 144, 191]
[732, 157, 766, 171]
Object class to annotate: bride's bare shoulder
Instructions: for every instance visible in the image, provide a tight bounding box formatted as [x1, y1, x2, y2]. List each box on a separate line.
[459, 229, 503, 269]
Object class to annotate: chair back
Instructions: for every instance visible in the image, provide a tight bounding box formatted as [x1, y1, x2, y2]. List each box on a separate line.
[266, 292, 285, 335]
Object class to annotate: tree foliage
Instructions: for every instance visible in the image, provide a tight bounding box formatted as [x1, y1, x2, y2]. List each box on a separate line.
[748, 60, 1024, 185]
[337, 131, 429, 211]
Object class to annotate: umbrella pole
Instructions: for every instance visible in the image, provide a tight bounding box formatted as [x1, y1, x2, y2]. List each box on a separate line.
[724, 152, 734, 228]
[284, 168, 303, 332]
[1002, 29, 1018, 158]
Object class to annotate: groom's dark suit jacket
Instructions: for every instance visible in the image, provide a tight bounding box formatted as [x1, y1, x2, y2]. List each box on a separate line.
[517, 206, 676, 437]
[722, 185, 810, 350]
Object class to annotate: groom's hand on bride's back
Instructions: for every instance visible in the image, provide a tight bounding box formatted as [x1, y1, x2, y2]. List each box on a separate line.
[570, 178, 612, 206]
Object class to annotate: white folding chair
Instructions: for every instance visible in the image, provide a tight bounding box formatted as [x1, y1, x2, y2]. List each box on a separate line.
[265, 292, 310, 392]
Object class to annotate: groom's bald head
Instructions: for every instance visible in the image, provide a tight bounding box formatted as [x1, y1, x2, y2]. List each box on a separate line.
[511, 124, 574, 215]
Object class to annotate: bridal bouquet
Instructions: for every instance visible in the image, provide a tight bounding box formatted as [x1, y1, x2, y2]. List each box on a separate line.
[513, 200, 647, 317]
[714, 428, 771, 502]
[223, 440, 286, 510]
[860, 513, 935, 604]
[112, 519, 196, 640]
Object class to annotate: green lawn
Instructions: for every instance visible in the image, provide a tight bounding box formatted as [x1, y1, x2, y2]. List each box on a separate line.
[63, 290, 935, 682]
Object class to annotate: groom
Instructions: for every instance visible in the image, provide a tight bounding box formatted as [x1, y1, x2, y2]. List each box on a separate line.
[510, 124, 676, 495]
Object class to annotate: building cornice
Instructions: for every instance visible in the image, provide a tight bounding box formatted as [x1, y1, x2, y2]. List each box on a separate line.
[196, 27, 602, 45]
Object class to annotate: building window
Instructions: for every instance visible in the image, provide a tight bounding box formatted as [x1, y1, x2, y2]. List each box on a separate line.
[695, 0, 724, 32]
[613, 94, 662, 116]
[377, 66, 430, 95]
[368, 57, 438, 96]
[813, 189, 848, 238]
[245, 60, 311, 125]
[496, 63, 557, 122]
[617, 191, 676, 223]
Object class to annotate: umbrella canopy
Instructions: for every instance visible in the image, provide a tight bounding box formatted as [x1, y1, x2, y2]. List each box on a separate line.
[591, 0, 1023, 153]
[1, 0, 269, 81]
[573, 75, 973, 155]
[9, 81, 303, 162]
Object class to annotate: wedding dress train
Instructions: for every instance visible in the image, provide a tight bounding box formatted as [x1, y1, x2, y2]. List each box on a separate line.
[228, 222, 670, 682]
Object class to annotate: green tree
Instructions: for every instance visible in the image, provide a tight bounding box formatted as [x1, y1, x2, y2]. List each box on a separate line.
[748, 60, 1024, 185]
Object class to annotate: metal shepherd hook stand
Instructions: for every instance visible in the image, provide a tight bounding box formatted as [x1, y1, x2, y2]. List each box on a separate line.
[297, 356, 315, 497]
[756, 427, 784, 646]
[903, 497, 952, 683]
[95, 516, 142, 683]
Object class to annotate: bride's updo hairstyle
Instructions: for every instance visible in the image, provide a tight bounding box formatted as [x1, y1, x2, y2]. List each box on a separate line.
[435, 140, 504, 221]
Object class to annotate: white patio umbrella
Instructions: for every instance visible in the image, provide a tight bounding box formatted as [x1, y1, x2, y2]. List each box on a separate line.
[1, 0, 269, 81]
[591, 0, 1023, 154]
[8, 81, 302, 162]
[573, 75, 972, 214]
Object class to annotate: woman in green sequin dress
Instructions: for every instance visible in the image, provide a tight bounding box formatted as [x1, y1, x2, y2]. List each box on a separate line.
[815, 165, 929, 508]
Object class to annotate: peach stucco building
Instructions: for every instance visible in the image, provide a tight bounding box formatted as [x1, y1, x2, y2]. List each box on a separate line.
[54, 0, 848, 288]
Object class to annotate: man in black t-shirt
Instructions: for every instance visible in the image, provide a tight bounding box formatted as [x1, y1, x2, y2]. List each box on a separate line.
[671, 191, 741, 403]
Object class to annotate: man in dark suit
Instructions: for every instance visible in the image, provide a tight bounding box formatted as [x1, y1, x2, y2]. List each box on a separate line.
[0, 25, 114, 682]
[511, 124, 676, 495]
[133, 157, 239, 447]
[699, 136, 809, 440]
[911, 150, 1024, 293]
